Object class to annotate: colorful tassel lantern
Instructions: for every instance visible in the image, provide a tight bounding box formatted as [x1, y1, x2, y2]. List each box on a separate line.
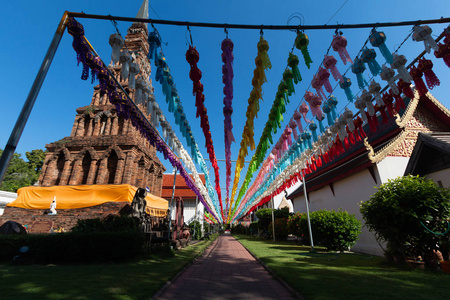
[369, 80, 384, 106]
[289, 119, 298, 140]
[409, 66, 428, 97]
[67, 18, 90, 80]
[316, 115, 325, 133]
[343, 108, 354, 132]
[318, 67, 333, 93]
[380, 65, 399, 95]
[322, 102, 333, 126]
[369, 30, 393, 64]
[361, 47, 382, 76]
[337, 115, 348, 141]
[287, 53, 302, 83]
[351, 57, 367, 89]
[412, 25, 439, 53]
[309, 121, 318, 142]
[148, 29, 162, 60]
[293, 110, 303, 132]
[361, 89, 375, 116]
[109, 33, 124, 64]
[311, 75, 327, 100]
[434, 43, 450, 68]
[283, 69, 295, 96]
[354, 97, 368, 123]
[331, 34, 353, 65]
[128, 62, 140, 89]
[323, 55, 343, 83]
[327, 95, 338, 120]
[339, 76, 354, 102]
[391, 53, 412, 83]
[305, 91, 323, 120]
[397, 78, 414, 99]
[295, 32, 313, 69]
[418, 58, 440, 89]
[299, 102, 310, 123]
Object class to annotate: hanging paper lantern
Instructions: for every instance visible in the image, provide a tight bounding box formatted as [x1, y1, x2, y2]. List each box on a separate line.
[299, 102, 310, 123]
[293, 110, 303, 132]
[375, 103, 389, 124]
[339, 76, 354, 102]
[369, 80, 384, 106]
[317, 67, 333, 93]
[361, 89, 375, 116]
[434, 43, 450, 68]
[391, 53, 412, 83]
[409, 66, 428, 97]
[337, 114, 348, 141]
[327, 95, 338, 120]
[311, 75, 327, 100]
[351, 57, 367, 89]
[295, 32, 313, 69]
[148, 29, 162, 60]
[397, 78, 414, 99]
[343, 108, 354, 132]
[309, 122, 318, 142]
[322, 102, 333, 126]
[412, 25, 439, 53]
[361, 47, 381, 76]
[369, 30, 393, 64]
[287, 53, 302, 83]
[316, 115, 325, 133]
[418, 58, 440, 89]
[109, 33, 124, 64]
[323, 55, 343, 83]
[380, 65, 399, 95]
[331, 34, 353, 65]
[354, 96, 368, 123]
[283, 69, 295, 96]
[289, 119, 298, 140]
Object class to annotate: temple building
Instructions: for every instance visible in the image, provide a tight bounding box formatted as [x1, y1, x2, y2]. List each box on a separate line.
[38, 8, 165, 196]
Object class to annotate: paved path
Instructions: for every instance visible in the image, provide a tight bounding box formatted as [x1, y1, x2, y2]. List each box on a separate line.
[154, 234, 299, 300]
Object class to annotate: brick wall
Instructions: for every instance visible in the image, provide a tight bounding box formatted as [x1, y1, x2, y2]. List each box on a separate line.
[0, 202, 130, 232]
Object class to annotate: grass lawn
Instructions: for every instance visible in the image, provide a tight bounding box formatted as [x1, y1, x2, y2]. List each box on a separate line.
[0, 235, 217, 300]
[234, 234, 450, 300]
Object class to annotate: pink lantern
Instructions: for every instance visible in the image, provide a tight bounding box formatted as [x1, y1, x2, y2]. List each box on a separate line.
[331, 34, 353, 65]
[323, 55, 343, 83]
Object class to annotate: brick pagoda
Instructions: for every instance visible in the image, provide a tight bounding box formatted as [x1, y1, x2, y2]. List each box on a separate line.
[38, 19, 165, 196]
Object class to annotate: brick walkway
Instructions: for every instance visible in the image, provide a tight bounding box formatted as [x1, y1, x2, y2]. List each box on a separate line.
[154, 234, 300, 300]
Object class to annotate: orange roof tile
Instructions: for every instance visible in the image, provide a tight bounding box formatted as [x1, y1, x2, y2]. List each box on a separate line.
[161, 173, 206, 199]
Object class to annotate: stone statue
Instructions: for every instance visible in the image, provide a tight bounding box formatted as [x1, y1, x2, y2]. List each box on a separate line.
[49, 197, 57, 215]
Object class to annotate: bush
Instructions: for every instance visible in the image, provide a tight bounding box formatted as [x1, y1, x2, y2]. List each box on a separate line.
[360, 175, 450, 260]
[298, 209, 361, 251]
[255, 207, 290, 231]
[0, 231, 145, 264]
[188, 221, 202, 240]
[249, 222, 258, 235]
[287, 212, 305, 237]
[71, 215, 139, 233]
[268, 218, 288, 240]
[231, 224, 247, 235]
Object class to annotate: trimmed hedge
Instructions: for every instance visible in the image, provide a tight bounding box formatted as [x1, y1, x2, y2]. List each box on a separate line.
[0, 231, 145, 264]
[268, 218, 288, 240]
[297, 209, 361, 251]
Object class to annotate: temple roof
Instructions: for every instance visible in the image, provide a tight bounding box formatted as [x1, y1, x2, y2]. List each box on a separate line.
[161, 174, 206, 199]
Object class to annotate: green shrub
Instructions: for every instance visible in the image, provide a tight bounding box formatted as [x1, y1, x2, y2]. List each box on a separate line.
[71, 215, 139, 233]
[360, 175, 450, 260]
[268, 218, 288, 240]
[249, 222, 258, 235]
[0, 231, 145, 264]
[287, 212, 305, 237]
[231, 224, 247, 234]
[298, 209, 361, 251]
[188, 221, 202, 240]
[255, 207, 291, 231]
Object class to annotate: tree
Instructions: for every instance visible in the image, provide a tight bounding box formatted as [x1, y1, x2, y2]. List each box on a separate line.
[255, 207, 291, 231]
[360, 175, 450, 262]
[0, 149, 47, 192]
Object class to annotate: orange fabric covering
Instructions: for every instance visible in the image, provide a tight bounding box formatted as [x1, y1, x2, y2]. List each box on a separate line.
[161, 174, 205, 198]
[8, 184, 168, 216]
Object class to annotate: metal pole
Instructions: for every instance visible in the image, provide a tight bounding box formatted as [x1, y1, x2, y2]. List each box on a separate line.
[194, 195, 198, 239]
[303, 175, 315, 252]
[271, 197, 276, 242]
[0, 11, 69, 184]
[168, 168, 177, 241]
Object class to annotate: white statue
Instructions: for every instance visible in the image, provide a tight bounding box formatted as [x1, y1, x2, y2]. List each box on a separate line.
[49, 197, 57, 215]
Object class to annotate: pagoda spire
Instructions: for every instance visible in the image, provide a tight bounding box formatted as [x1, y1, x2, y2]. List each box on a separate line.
[134, 0, 149, 29]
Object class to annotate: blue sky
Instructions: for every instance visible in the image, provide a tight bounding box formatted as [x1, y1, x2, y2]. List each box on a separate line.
[1, 0, 449, 198]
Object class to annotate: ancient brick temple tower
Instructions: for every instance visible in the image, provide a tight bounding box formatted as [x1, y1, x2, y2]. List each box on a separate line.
[38, 3, 165, 196]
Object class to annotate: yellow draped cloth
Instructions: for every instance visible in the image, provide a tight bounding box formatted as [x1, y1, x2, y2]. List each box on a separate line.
[7, 184, 168, 217]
